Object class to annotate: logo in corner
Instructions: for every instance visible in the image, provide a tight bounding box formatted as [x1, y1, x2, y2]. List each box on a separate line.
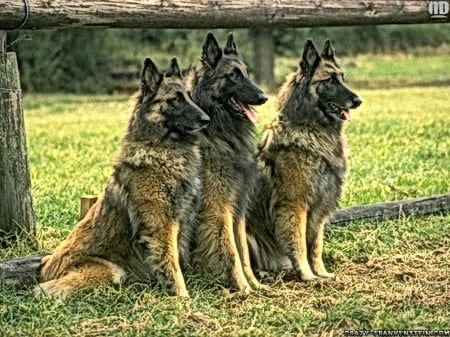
[428, 1, 449, 19]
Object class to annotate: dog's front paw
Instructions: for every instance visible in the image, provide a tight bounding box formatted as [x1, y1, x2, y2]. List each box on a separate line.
[176, 289, 190, 298]
[312, 262, 335, 279]
[317, 270, 335, 279]
[297, 264, 317, 282]
[300, 271, 318, 282]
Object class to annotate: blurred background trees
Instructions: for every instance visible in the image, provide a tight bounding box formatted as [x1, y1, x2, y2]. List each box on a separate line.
[6, 24, 450, 94]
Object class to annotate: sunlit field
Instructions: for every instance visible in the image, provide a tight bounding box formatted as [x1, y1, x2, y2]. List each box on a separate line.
[19, 86, 449, 235]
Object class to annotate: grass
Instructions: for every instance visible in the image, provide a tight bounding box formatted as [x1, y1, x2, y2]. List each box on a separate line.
[1, 54, 450, 336]
[344, 87, 449, 205]
[344, 54, 450, 88]
[275, 52, 450, 90]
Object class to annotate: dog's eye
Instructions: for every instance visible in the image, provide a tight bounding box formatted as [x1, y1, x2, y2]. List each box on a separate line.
[229, 70, 241, 81]
[327, 75, 337, 84]
[176, 92, 185, 102]
[168, 93, 184, 104]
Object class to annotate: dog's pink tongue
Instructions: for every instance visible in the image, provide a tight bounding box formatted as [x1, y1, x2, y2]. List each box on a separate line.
[240, 102, 258, 124]
[343, 109, 352, 121]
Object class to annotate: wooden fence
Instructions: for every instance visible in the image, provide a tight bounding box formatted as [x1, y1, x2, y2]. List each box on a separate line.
[1, 1, 446, 29]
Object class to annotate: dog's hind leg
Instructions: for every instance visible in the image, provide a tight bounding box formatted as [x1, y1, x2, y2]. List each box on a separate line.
[274, 205, 317, 281]
[34, 258, 126, 299]
[308, 218, 334, 278]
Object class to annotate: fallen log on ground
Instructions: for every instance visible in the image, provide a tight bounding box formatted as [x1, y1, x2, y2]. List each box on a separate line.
[0, 254, 46, 286]
[1, 193, 449, 286]
[330, 193, 450, 226]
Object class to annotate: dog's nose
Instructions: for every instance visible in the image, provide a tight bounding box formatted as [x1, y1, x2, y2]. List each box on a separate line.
[258, 93, 268, 104]
[200, 111, 210, 124]
[352, 96, 362, 107]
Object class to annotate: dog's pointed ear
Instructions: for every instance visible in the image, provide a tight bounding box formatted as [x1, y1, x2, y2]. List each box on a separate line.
[202, 32, 222, 68]
[224, 33, 238, 56]
[167, 57, 182, 79]
[322, 39, 337, 65]
[141, 58, 161, 92]
[300, 39, 320, 73]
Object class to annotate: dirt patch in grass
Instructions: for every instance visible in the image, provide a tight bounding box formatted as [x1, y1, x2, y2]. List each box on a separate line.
[259, 244, 449, 311]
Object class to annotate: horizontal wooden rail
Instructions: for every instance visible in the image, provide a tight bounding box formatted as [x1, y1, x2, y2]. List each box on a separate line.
[0, 254, 44, 286]
[1, 193, 449, 285]
[1, 1, 448, 30]
[330, 193, 450, 226]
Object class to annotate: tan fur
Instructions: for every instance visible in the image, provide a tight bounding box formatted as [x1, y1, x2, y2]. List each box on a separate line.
[35, 58, 209, 298]
[194, 182, 251, 291]
[189, 33, 268, 293]
[247, 40, 361, 281]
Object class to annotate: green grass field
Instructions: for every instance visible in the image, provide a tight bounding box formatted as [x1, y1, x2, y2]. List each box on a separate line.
[275, 51, 450, 90]
[1, 54, 450, 336]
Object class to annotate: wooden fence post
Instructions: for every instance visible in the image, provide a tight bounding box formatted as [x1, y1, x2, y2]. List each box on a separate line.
[80, 195, 98, 220]
[0, 30, 35, 247]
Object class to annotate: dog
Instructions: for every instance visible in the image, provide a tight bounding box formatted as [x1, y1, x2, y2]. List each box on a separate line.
[247, 39, 362, 281]
[186, 32, 268, 293]
[34, 57, 210, 298]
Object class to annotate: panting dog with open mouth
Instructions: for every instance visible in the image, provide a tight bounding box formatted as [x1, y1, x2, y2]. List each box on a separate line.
[186, 32, 268, 294]
[247, 39, 362, 282]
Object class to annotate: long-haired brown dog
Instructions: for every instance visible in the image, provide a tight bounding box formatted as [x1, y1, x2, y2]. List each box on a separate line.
[187, 33, 268, 293]
[247, 39, 362, 281]
[35, 57, 209, 298]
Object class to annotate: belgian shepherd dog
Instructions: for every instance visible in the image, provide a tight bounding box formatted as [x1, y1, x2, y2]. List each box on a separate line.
[34, 57, 210, 298]
[247, 39, 362, 281]
[187, 33, 268, 293]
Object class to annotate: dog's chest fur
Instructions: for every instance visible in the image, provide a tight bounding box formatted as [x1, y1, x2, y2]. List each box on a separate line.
[260, 120, 347, 213]
[200, 114, 258, 209]
[117, 140, 203, 219]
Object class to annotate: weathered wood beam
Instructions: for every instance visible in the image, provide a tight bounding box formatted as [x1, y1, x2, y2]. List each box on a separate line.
[1, 1, 448, 30]
[0, 254, 44, 286]
[330, 193, 450, 226]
